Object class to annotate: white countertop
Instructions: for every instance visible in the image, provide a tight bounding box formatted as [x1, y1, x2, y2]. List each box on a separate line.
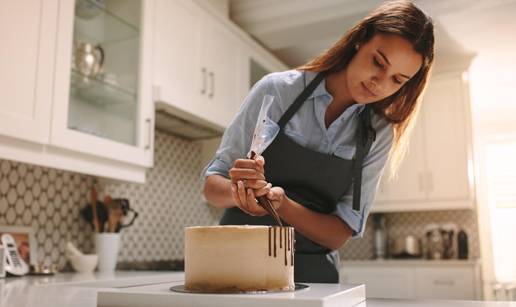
[342, 259, 481, 267]
[0, 271, 514, 307]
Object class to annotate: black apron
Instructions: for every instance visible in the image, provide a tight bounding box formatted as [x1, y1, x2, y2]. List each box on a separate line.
[220, 71, 376, 283]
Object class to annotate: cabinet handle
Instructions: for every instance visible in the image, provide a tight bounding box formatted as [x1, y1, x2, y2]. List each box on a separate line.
[209, 71, 215, 98]
[433, 279, 455, 286]
[201, 67, 207, 95]
[145, 118, 152, 150]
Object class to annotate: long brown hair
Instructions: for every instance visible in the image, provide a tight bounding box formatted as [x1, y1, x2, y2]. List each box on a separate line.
[296, 0, 434, 179]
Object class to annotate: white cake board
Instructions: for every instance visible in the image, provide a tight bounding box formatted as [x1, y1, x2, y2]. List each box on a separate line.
[97, 280, 365, 307]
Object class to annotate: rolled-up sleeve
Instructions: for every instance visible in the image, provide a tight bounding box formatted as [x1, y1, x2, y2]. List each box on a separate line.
[333, 118, 393, 238]
[201, 75, 271, 180]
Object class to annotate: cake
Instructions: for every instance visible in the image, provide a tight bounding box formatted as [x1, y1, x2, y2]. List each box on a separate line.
[185, 225, 295, 292]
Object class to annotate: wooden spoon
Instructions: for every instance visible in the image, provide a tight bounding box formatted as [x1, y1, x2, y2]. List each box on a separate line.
[106, 196, 123, 233]
[90, 187, 100, 232]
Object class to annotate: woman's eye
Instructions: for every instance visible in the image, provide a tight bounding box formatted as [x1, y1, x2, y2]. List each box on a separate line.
[393, 78, 402, 84]
[373, 57, 384, 69]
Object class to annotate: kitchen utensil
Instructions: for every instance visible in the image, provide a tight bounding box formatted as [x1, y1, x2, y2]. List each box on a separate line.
[90, 187, 100, 232]
[441, 223, 457, 259]
[425, 224, 444, 259]
[73, 41, 104, 79]
[247, 95, 282, 226]
[105, 196, 123, 233]
[112, 198, 139, 231]
[457, 229, 469, 259]
[249, 151, 282, 226]
[372, 214, 387, 259]
[389, 235, 422, 259]
[69, 254, 98, 273]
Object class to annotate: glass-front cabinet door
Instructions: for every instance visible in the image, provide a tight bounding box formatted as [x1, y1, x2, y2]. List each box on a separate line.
[52, 0, 154, 167]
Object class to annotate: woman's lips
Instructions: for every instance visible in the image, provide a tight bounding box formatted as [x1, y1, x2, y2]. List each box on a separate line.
[361, 82, 377, 97]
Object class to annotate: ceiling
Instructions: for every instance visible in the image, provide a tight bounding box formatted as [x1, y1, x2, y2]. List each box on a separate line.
[229, 0, 515, 69]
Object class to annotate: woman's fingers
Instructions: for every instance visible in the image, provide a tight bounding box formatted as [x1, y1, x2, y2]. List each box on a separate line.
[229, 168, 265, 183]
[254, 183, 272, 197]
[245, 188, 267, 216]
[237, 180, 250, 212]
[234, 158, 264, 172]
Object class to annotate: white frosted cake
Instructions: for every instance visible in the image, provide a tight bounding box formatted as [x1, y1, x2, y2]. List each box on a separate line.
[185, 225, 295, 292]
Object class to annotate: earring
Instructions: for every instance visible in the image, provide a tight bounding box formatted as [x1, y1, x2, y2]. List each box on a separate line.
[355, 44, 360, 51]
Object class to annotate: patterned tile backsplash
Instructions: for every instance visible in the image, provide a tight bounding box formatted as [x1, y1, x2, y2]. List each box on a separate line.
[0, 130, 479, 269]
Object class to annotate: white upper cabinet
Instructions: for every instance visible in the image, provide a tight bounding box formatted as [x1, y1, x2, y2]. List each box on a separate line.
[51, 0, 154, 168]
[153, 0, 286, 131]
[0, 0, 58, 144]
[0, 0, 155, 183]
[198, 15, 241, 127]
[152, 0, 204, 118]
[373, 71, 474, 212]
[153, 0, 239, 130]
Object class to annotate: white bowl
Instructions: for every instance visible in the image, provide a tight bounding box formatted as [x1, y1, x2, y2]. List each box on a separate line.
[69, 254, 98, 273]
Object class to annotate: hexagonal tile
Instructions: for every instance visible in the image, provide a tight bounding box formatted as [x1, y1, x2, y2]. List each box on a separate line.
[23, 210, 32, 225]
[24, 172, 34, 188]
[40, 174, 49, 190]
[38, 211, 47, 225]
[18, 164, 27, 177]
[0, 177, 9, 194]
[1, 160, 11, 175]
[39, 193, 48, 207]
[8, 170, 19, 186]
[31, 200, 40, 215]
[0, 197, 7, 213]
[47, 185, 55, 199]
[16, 180, 26, 196]
[23, 191, 34, 206]
[32, 182, 41, 198]
[48, 169, 57, 182]
[33, 166, 42, 179]
[7, 189, 17, 205]
[15, 198, 24, 215]
[6, 207, 16, 223]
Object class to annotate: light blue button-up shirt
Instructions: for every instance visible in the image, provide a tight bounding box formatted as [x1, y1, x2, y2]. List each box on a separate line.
[202, 69, 393, 238]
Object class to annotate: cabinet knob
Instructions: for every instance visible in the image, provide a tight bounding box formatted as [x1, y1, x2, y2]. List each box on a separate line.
[201, 67, 207, 95]
[145, 118, 152, 150]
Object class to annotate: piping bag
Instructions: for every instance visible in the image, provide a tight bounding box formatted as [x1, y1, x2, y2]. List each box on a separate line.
[247, 95, 282, 226]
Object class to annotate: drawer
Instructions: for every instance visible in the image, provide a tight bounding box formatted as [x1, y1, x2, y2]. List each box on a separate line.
[341, 266, 416, 299]
[415, 267, 476, 300]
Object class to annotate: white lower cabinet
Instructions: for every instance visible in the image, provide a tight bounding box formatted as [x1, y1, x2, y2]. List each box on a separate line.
[340, 261, 482, 300]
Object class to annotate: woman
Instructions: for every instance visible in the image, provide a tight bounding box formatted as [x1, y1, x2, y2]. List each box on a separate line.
[202, 0, 434, 283]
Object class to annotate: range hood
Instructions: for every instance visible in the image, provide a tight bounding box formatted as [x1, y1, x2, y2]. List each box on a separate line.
[155, 101, 223, 141]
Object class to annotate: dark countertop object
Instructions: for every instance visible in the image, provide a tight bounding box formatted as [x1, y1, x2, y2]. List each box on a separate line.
[116, 259, 184, 271]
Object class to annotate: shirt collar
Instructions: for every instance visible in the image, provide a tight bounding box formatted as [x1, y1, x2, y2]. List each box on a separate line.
[303, 70, 367, 115]
[303, 70, 332, 100]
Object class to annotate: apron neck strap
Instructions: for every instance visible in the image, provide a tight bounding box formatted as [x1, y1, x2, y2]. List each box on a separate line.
[352, 105, 377, 211]
[277, 71, 328, 129]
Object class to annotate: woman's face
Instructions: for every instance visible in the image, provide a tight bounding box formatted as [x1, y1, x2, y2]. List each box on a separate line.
[346, 33, 423, 104]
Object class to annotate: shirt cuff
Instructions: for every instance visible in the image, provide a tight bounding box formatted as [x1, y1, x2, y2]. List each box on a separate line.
[201, 157, 231, 181]
[332, 201, 367, 239]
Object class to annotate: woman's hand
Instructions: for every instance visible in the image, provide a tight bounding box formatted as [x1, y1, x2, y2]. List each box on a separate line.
[229, 156, 267, 190]
[231, 180, 271, 216]
[266, 186, 287, 212]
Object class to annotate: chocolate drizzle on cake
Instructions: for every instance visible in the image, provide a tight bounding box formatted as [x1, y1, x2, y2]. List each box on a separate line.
[267, 226, 294, 267]
[268, 227, 271, 256]
[273, 227, 277, 257]
[291, 228, 294, 266]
